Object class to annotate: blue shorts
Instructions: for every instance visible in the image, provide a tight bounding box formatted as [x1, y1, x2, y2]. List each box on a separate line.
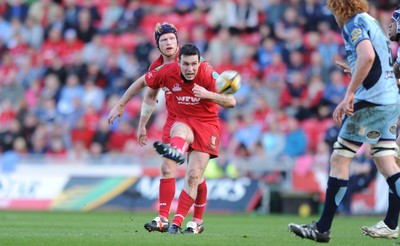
[339, 103, 400, 144]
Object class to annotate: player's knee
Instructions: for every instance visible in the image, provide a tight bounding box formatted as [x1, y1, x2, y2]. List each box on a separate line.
[186, 173, 202, 187]
[161, 159, 176, 177]
[333, 138, 360, 158]
[370, 142, 398, 158]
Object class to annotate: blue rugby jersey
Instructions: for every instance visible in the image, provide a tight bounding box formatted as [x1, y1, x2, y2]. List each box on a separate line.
[342, 12, 399, 105]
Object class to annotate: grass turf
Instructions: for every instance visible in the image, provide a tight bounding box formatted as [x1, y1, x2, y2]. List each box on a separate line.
[0, 210, 397, 246]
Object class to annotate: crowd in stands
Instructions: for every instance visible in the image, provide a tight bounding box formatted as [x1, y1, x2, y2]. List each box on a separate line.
[0, 0, 398, 177]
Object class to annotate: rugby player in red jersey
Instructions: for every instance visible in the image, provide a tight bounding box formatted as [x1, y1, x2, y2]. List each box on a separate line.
[138, 23, 212, 234]
[108, 43, 236, 234]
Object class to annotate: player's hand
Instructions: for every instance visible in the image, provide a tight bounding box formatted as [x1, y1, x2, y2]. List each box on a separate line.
[192, 83, 210, 99]
[108, 105, 124, 125]
[332, 93, 354, 124]
[335, 60, 351, 76]
[137, 126, 147, 146]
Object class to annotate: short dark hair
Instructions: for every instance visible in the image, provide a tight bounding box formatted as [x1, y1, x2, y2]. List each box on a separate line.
[179, 43, 200, 61]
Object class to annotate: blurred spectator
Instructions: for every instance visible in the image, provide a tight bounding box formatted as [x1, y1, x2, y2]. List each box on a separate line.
[190, 25, 208, 54]
[133, 31, 154, 73]
[63, 0, 80, 30]
[227, 0, 260, 34]
[41, 26, 64, 66]
[98, 0, 123, 34]
[228, 113, 262, 157]
[282, 117, 307, 158]
[207, 0, 235, 32]
[70, 117, 94, 150]
[257, 36, 281, 70]
[57, 73, 84, 114]
[117, 0, 143, 33]
[75, 8, 97, 43]
[46, 136, 67, 157]
[91, 117, 112, 153]
[0, 0, 7, 17]
[0, 118, 22, 152]
[81, 34, 110, 65]
[261, 117, 286, 162]
[4, 0, 29, 23]
[44, 56, 67, 85]
[206, 28, 233, 67]
[82, 61, 107, 89]
[298, 0, 324, 32]
[317, 21, 341, 69]
[28, 0, 62, 28]
[0, 16, 12, 43]
[1, 137, 27, 173]
[263, 0, 287, 26]
[59, 29, 84, 66]
[279, 71, 310, 120]
[79, 0, 101, 26]
[321, 68, 347, 115]
[274, 6, 301, 41]
[107, 120, 136, 153]
[1, 71, 24, 104]
[28, 121, 45, 151]
[307, 74, 325, 118]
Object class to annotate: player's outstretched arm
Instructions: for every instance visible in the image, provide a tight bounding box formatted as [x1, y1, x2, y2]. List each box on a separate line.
[108, 75, 148, 124]
[137, 88, 159, 146]
[192, 83, 236, 108]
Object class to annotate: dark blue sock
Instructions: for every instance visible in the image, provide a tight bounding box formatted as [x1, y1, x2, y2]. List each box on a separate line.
[384, 191, 400, 230]
[317, 177, 348, 233]
[385, 172, 400, 230]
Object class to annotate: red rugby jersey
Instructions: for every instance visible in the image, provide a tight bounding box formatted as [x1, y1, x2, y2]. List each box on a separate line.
[145, 62, 219, 122]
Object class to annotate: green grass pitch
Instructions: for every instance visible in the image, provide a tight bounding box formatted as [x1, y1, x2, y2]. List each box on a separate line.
[0, 210, 396, 246]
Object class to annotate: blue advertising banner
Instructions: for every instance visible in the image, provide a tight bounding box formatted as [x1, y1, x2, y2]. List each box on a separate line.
[101, 176, 260, 212]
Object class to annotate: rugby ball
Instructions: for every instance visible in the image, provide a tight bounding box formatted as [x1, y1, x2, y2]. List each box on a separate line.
[216, 70, 241, 94]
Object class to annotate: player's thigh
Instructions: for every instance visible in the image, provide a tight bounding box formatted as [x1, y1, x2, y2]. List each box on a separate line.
[189, 120, 219, 158]
[171, 121, 194, 143]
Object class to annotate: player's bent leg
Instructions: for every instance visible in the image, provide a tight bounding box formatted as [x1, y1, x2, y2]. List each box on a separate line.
[154, 141, 185, 164]
[144, 216, 170, 233]
[361, 220, 399, 239]
[288, 221, 331, 243]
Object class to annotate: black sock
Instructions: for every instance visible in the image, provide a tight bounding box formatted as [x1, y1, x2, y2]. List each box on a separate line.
[317, 177, 348, 233]
[384, 191, 400, 230]
[385, 172, 400, 230]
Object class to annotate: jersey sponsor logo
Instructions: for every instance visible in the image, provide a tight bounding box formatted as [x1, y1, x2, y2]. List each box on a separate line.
[172, 83, 182, 92]
[212, 71, 219, 79]
[366, 130, 381, 140]
[176, 96, 201, 104]
[351, 28, 362, 43]
[147, 72, 153, 78]
[385, 71, 395, 79]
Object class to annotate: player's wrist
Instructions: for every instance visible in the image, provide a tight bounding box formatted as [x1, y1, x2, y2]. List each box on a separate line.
[141, 102, 155, 118]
